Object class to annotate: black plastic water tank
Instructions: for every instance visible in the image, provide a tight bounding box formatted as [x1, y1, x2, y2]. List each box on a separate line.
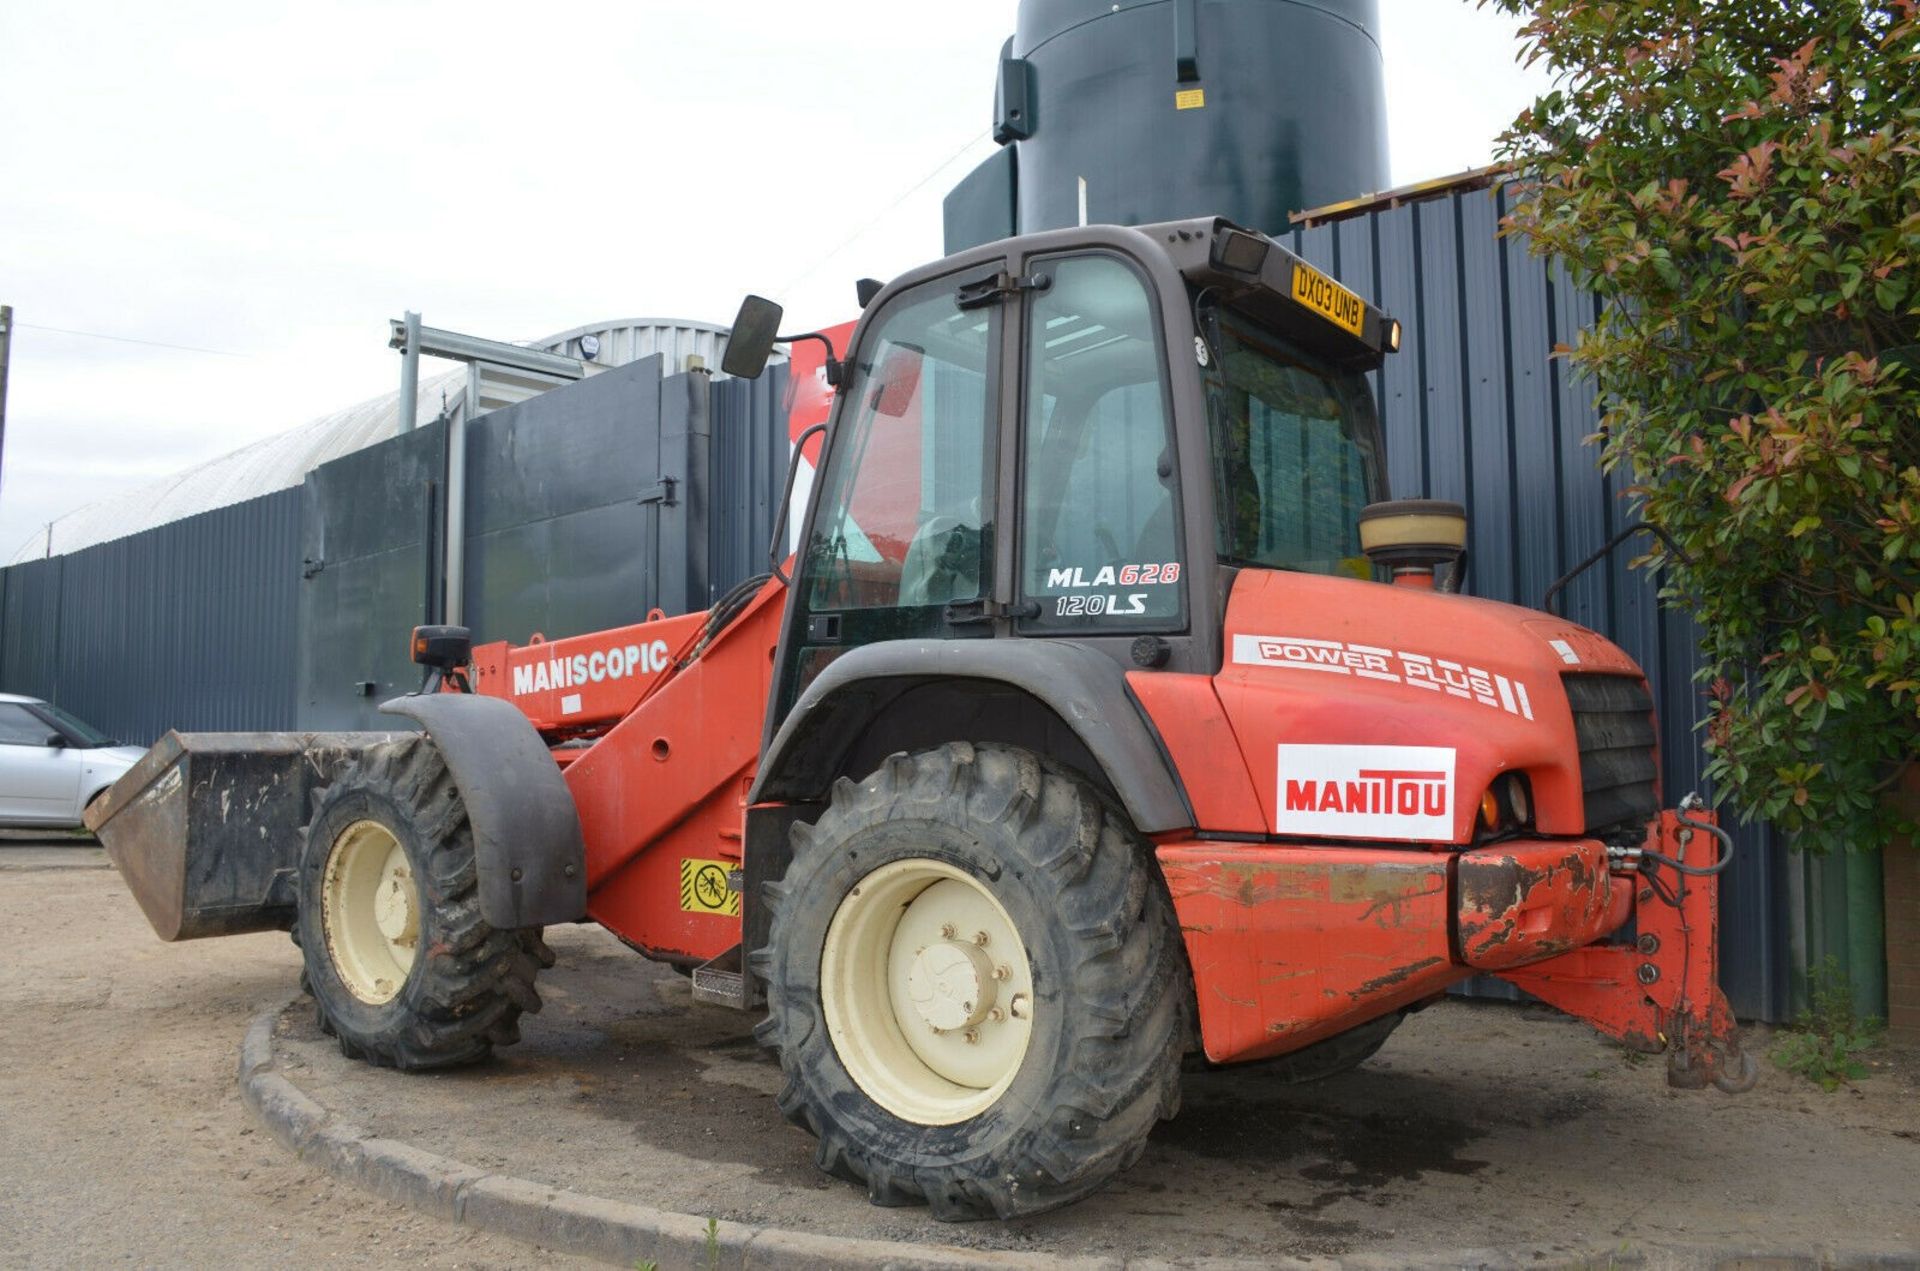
[945, 0, 1389, 249]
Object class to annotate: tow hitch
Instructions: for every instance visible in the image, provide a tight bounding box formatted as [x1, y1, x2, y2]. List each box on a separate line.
[1497, 796, 1759, 1093]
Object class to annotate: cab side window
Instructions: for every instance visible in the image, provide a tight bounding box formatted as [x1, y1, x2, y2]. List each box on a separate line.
[799, 286, 995, 613]
[1019, 255, 1181, 630]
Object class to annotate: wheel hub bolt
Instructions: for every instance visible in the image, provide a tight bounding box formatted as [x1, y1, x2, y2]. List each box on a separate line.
[963, 1028, 979, 1044]
[973, 931, 990, 946]
[907, 939, 998, 1031]
[988, 1007, 1005, 1023]
[375, 872, 418, 944]
[940, 923, 957, 939]
[993, 964, 1011, 981]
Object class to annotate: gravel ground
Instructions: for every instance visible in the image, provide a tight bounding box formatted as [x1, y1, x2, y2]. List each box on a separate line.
[6, 843, 1919, 1268]
[0, 846, 593, 1270]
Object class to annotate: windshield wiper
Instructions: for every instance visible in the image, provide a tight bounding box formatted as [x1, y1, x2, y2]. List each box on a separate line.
[1218, 555, 1301, 573]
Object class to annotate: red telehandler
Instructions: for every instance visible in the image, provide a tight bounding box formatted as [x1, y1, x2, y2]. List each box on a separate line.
[91, 217, 1755, 1220]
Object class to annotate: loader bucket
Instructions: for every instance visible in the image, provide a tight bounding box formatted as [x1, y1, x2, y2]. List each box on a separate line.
[85, 731, 399, 941]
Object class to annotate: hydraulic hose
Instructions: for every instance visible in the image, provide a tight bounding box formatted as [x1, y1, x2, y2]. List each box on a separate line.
[684, 571, 776, 665]
[1639, 793, 1736, 877]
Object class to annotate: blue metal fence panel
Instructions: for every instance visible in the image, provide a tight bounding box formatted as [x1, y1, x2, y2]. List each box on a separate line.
[66, 490, 301, 743]
[0, 490, 301, 746]
[709, 365, 791, 600]
[0, 556, 63, 703]
[1458, 190, 1518, 598]
[1298, 185, 1790, 1021]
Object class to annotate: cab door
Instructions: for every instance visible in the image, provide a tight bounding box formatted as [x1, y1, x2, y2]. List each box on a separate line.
[770, 267, 1007, 719]
[1011, 252, 1186, 640]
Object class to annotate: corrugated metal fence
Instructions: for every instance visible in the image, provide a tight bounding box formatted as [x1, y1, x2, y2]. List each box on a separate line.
[1290, 184, 1792, 1022]
[710, 368, 791, 595]
[0, 491, 303, 741]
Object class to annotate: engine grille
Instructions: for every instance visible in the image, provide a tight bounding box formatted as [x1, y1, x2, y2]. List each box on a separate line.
[1562, 673, 1660, 836]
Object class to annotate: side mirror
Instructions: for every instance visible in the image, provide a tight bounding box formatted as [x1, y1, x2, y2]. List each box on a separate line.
[721, 294, 785, 379]
[870, 345, 924, 418]
[45, 732, 66, 749]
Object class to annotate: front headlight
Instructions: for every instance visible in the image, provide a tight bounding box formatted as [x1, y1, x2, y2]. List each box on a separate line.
[1501, 773, 1533, 826]
[1477, 774, 1534, 836]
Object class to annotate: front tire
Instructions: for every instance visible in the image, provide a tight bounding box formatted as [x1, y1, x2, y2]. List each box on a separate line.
[753, 742, 1191, 1220]
[295, 737, 553, 1069]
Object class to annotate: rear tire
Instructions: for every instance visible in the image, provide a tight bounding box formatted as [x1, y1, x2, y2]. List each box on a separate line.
[752, 742, 1191, 1220]
[295, 737, 553, 1070]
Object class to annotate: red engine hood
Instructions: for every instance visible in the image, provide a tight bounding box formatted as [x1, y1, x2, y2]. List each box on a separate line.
[1213, 569, 1647, 843]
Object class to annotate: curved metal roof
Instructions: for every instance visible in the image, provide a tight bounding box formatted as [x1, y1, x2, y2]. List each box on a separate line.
[12, 369, 468, 564]
[14, 317, 778, 564]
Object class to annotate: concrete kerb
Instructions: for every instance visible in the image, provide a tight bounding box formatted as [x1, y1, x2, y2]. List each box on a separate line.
[237, 1000, 1916, 1271]
[238, 1000, 1122, 1270]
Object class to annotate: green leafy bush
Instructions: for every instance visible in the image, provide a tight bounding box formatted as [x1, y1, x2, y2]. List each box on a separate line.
[1768, 957, 1882, 1089]
[1481, 0, 1920, 853]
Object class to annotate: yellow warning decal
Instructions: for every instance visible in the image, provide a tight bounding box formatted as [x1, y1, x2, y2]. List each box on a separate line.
[679, 858, 740, 916]
[1174, 88, 1206, 110]
[1290, 262, 1366, 337]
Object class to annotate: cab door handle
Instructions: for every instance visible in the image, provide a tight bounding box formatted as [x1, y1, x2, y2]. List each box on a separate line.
[943, 599, 1039, 626]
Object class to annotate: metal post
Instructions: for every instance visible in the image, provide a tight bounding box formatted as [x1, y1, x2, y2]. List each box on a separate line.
[443, 366, 474, 628]
[398, 310, 421, 434]
[0, 305, 13, 496]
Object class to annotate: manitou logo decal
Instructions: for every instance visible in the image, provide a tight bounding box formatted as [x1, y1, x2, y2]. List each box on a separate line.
[512, 641, 670, 698]
[1274, 744, 1457, 840]
[1232, 634, 1534, 721]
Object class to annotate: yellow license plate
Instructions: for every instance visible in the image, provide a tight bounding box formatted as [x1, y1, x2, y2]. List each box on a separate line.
[1290, 262, 1366, 337]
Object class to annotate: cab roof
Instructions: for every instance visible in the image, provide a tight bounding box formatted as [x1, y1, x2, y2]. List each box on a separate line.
[888, 216, 1397, 374]
[1134, 216, 1398, 371]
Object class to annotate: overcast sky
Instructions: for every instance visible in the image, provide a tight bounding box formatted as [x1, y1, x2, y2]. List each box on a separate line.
[0, 1, 1550, 559]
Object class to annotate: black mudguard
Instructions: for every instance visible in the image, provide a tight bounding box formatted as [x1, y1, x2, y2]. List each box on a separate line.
[379, 693, 587, 929]
[749, 639, 1193, 834]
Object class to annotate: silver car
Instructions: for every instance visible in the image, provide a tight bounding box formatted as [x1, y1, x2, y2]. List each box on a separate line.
[0, 693, 146, 828]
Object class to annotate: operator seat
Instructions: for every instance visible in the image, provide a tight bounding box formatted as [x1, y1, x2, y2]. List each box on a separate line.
[897, 513, 983, 607]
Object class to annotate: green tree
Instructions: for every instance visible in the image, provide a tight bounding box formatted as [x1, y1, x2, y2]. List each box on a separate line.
[1481, 0, 1920, 853]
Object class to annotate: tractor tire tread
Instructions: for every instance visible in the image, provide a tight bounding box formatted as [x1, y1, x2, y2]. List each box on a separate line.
[756, 742, 1191, 1220]
[296, 737, 547, 1071]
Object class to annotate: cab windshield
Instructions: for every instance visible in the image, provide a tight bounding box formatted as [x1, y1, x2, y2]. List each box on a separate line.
[1200, 304, 1385, 578]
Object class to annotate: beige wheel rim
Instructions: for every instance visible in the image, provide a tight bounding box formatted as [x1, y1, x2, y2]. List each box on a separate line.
[820, 858, 1035, 1125]
[322, 819, 420, 1005]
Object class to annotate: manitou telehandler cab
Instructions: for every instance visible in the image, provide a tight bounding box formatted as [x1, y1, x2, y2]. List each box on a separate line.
[91, 217, 1754, 1221]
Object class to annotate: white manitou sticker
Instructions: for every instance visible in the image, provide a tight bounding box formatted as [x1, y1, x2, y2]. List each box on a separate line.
[1274, 744, 1457, 841]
